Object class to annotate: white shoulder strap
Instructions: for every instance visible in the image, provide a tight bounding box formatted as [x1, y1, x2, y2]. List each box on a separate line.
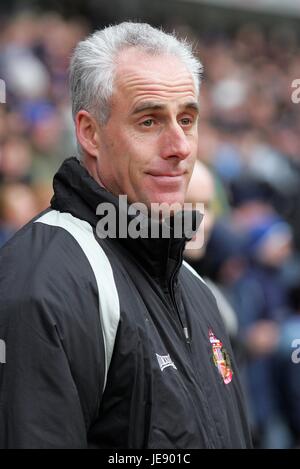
[182, 260, 207, 285]
[35, 210, 120, 392]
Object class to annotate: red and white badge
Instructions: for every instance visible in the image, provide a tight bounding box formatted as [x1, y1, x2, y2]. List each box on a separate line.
[208, 329, 233, 385]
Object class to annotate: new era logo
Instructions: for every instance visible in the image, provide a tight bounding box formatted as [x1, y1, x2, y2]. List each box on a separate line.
[156, 353, 177, 372]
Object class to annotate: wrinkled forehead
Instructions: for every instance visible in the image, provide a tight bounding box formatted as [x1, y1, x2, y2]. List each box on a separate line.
[113, 47, 198, 101]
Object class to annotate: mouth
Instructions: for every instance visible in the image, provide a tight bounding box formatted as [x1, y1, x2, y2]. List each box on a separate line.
[146, 171, 187, 181]
[142, 171, 188, 205]
[146, 174, 186, 188]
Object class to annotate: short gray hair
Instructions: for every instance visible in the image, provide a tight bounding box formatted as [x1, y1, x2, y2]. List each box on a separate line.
[70, 22, 203, 155]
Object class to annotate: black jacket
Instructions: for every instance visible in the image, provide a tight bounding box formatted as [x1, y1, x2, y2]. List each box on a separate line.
[0, 157, 252, 449]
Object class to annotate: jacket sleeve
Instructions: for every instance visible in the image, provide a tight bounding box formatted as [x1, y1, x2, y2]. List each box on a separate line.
[0, 294, 89, 449]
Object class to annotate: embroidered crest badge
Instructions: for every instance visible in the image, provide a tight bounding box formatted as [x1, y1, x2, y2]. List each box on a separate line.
[208, 329, 233, 384]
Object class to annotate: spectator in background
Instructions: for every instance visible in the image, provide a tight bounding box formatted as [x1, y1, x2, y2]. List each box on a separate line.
[236, 214, 294, 448]
[276, 278, 300, 448]
[0, 12, 84, 246]
[184, 160, 238, 340]
[0, 183, 38, 247]
[0, 136, 33, 183]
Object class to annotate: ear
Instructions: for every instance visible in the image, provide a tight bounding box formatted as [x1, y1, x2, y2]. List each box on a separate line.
[75, 110, 101, 158]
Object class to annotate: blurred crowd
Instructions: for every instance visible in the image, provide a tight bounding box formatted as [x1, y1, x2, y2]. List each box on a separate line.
[184, 22, 300, 448]
[0, 12, 88, 244]
[1, 10, 300, 448]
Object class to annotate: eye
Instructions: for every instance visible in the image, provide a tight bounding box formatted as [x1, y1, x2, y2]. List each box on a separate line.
[141, 119, 154, 127]
[180, 117, 193, 126]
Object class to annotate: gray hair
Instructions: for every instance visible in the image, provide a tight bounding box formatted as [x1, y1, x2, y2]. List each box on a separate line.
[70, 22, 203, 156]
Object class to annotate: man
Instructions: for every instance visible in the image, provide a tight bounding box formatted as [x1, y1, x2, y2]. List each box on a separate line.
[0, 22, 251, 449]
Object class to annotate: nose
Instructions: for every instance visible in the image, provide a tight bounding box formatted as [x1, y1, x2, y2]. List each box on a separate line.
[160, 122, 191, 160]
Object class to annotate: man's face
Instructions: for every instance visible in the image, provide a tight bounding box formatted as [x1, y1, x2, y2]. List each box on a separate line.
[94, 48, 199, 208]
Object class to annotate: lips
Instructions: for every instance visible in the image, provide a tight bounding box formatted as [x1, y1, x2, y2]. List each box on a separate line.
[146, 170, 186, 177]
[145, 172, 186, 189]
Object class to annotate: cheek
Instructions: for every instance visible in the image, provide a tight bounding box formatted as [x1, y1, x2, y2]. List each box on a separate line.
[191, 143, 198, 161]
[115, 141, 147, 190]
[126, 139, 155, 175]
[117, 128, 144, 160]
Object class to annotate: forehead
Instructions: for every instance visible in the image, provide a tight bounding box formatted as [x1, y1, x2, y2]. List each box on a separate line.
[112, 48, 197, 108]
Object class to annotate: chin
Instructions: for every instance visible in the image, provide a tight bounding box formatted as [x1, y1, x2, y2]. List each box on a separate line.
[147, 192, 185, 210]
[142, 178, 187, 207]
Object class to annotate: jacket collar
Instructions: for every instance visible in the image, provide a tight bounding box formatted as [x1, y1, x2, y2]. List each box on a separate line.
[51, 157, 199, 285]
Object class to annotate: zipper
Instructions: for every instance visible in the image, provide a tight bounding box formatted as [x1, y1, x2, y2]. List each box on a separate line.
[168, 244, 191, 344]
[167, 246, 222, 448]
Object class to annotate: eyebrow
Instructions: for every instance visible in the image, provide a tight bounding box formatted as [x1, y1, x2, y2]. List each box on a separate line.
[132, 101, 200, 115]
